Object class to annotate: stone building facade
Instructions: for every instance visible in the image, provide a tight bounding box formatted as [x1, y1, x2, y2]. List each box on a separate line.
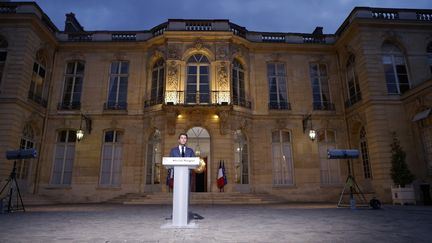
[0, 2, 431, 203]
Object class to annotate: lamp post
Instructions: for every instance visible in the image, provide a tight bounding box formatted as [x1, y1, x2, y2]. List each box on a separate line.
[76, 114, 92, 142]
[302, 114, 316, 141]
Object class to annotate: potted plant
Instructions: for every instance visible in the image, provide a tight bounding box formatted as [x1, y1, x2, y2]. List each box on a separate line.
[390, 132, 416, 205]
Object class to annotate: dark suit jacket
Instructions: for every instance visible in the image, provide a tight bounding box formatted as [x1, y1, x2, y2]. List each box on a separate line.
[169, 146, 195, 157]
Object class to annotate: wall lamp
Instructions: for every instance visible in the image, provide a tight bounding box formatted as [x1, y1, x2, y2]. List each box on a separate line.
[76, 114, 92, 142]
[302, 114, 316, 141]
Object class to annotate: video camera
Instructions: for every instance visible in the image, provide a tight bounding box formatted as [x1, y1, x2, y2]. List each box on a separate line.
[327, 149, 359, 159]
[6, 149, 37, 160]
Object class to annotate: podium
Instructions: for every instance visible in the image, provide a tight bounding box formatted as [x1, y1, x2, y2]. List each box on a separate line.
[162, 157, 199, 227]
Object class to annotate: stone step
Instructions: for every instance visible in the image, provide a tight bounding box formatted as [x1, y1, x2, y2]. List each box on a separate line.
[108, 192, 286, 205]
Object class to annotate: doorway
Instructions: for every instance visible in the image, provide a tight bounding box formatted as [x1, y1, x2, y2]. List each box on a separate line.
[186, 127, 210, 192]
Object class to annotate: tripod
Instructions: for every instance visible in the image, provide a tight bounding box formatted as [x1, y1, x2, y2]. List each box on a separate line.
[0, 161, 25, 213]
[337, 160, 367, 208]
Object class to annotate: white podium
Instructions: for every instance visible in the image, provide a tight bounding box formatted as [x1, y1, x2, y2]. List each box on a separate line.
[162, 157, 199, 227]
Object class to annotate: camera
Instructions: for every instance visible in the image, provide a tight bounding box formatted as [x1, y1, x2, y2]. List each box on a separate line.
[6, 149, 37, 160]
[327, 149, 359, 159]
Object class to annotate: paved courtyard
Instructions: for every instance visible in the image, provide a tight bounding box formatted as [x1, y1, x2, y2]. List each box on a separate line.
[0, 203, 431, 242]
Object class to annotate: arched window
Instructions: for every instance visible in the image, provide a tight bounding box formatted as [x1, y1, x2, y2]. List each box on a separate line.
[151, 59, 165, 105]
[51, 130, 76, 185]
[60, 60, 85, 110]
[345, 55, 361, 106]
[100, 130, 123, 186]
[17, 124, 35, 181]
[29, 50, 49, 106]
[0, 36, 7, 87]
[382, 42, 410, 94]
[427, 42, 432, 74]
[232, 59, 245, 106]
[360, 127, 372, 179]
[318, 129, 340, 185]
[234, 130, 249, 184]
[271, 130, 294, 185]
[146, 130, 161, 185]
[186, 54, 210, 104]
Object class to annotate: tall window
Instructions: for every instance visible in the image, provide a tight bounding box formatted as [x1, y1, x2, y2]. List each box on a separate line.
[100, 130, 122, 186]
[421, 116, 432, 176]
[234, 130, 249, 184]
[232, 59, 245, 106]
[345, 55, 361, 107]
[150, 59, 165, 105]
[106, 61, 128, 110]
[60, 61, 84, 109]
[310, 63, 333, 110]
[318, 130, 340, 185]
[146, 130, 161, 185]
[272, 131, 294, 185]
[186, 54, 210, 104]
[360, 127, 372, 179]
[51, 130, 76, 185]
[28, 51, 49, 107]
[427, 42, 432, 74]
[382, 42, 410, 94]
[268, 63, 289, 109]
[0, 36, 7, 87]
[17, 124, 35, 180]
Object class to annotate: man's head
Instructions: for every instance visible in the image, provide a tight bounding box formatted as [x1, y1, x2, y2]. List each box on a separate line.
[178, 133, 188, 146]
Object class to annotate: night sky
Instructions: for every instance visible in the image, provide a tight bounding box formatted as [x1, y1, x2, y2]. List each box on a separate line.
[31, 0, 432, 34]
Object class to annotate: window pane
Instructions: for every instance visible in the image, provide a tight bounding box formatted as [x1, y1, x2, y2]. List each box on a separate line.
[111, 61, 120, 74]
[105, 131, 114, 142]
[120, 62, 129, 74]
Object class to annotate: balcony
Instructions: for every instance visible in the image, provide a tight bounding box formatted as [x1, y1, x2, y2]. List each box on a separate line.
[344, 93, 362, 108]
[57, 101, 81, 110]
[269, 101, 291, 110]
[28, 91, 47, 107]
[144, 97, 164, 107]
[313, 101, 335, 111]
[104, 101, 127, 110]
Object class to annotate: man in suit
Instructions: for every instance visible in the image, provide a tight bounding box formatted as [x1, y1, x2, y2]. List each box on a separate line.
[169, 132, 195, 158]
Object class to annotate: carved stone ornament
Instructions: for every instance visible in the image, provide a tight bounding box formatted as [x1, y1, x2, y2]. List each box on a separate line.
[218, 63, 228, 90]
[218, 110, 230, 135]
[276, 119, 286, 130]
[167, 61, 178, 89]
[166, 110, 177, 135]
[194, 39, 203, 50]
[216, 46, 228, 60]
[167, 45, 179, 59]
[153, 49, 164, 60]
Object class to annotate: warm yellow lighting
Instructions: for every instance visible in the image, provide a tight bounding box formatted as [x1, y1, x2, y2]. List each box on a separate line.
[76, 129, 84, 141]
[309, 129, 316, 141]
[177, 114, 183, 118]
[213, 114, 219, 119]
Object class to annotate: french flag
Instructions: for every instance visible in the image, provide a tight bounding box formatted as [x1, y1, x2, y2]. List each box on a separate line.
[217, 161, 226, 189]
[166, 168, 174, 189]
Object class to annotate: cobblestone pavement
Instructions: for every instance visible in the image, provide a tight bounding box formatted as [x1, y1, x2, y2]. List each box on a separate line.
[0, 203, 431, 243]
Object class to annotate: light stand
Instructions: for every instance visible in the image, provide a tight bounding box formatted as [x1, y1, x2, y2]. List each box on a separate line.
[337, 159, 368, 208]
[0, 161, 25, 213]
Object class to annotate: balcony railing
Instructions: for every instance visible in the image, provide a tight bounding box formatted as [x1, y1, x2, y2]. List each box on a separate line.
[232, 96, 252, 109]
[104, 101, 127, 110]
[313, 102, 335, 111]
[68, 33, 93, 42]
[28, 91, 47, 107]
[57, 101, 81, 110]
[111, 33, 136, 41]
[144, 96, 164, 107]
[344, 93, 362, 108]
[269, 101, 291, 110]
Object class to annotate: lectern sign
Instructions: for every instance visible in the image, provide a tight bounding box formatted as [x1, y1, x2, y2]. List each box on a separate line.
[162, 157, 199, 227]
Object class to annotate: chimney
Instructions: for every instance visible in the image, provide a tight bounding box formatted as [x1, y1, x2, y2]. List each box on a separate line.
[312, 26, 323, 36]
[64, 12, 84, 32]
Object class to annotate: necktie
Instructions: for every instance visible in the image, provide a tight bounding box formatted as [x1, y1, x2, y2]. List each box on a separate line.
[181, 146, 185, 157]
